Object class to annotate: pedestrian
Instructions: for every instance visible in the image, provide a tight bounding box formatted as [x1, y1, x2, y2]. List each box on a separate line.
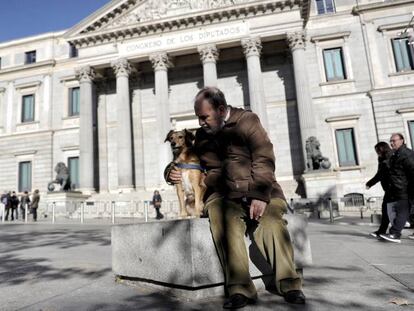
[1, 191, 8, 221]
[20, 191, 31, 221]
[380, 133, 414, 243]
[166, 87, 305, 308]
[152, 190, 164, 220]
[366, 142, 392, 238]
[31, 189, 40, 222]
[10, 191, 19, 220]
[4, 191, 12, 221]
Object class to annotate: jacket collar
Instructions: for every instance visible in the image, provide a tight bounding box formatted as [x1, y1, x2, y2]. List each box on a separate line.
[223, 106, 247, 127]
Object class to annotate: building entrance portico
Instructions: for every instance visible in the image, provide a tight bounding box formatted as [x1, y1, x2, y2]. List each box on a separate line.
[65, 0, 314, 196]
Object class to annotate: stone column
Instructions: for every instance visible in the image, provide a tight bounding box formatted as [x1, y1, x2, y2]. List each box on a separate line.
[198, 44, 219, 87]
[287, 31, 317, 167]
[149, 52, 172, 185]
[0, 87, 5, 133]
[241, 37, 268, 130]
[76, 66, 96, 193]
[111, 58, 134, 191]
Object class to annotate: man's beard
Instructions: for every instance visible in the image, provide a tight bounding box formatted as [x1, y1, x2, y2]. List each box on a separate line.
[202, 125, 220, 135]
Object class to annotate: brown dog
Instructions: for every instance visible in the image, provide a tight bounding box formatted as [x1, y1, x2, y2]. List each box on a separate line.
[165, 129, 206, 217]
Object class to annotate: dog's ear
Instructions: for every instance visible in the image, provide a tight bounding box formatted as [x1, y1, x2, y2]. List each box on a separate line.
[184, 129, 195, 146]
[164, 130, 174, 143]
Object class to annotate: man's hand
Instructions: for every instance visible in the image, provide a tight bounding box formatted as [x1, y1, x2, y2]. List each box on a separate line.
[249, 199, 267, 221]
[168, 167, 182, 184]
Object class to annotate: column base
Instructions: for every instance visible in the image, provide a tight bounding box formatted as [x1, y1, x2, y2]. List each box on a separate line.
[78, 188, 96, 195]
[118, 186, 135, 194]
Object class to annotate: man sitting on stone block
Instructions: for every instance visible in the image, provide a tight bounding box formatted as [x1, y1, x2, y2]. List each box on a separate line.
[165, 87, 305, 309]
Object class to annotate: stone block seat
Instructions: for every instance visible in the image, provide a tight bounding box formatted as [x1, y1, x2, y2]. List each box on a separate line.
[112, 214, 312, 299]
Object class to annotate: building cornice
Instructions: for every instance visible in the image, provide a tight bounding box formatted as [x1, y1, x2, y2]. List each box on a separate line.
[14, 80, 42, 90]
[311, 31, 351, 42]
[0, 60, 55, 76]
[0, 31, 65, 48]
[397, 107, 414, 114]
[352, 0, 414, 15]
[325, 114, 361, 123]
[67, 0, 308, 48]
[378, 22, 410, 32]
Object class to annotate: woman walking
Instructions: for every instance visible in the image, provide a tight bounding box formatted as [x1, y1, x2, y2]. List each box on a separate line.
[366, 142, 392, 238]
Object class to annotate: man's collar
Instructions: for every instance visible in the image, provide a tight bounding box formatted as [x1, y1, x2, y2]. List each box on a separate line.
[224, 107, 231, 123]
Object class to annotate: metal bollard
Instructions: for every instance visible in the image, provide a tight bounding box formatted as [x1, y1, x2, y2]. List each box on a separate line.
[360, 207, 364, 219]
[52, 202, 56, 224]
[328, 198, 334, 223]
[25, 204, 28, 223]
[80, 202, 84, 224]
[144, 201, 148, 222]
[111, 201, 115, 224]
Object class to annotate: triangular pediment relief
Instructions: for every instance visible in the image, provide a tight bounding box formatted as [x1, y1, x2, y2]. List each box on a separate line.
[66, 0, 267, 38]
[65, 0, 309, 47]
[103, 0, 259, 31]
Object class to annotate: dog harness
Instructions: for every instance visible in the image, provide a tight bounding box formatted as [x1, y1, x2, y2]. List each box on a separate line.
[174, 163, 205, 172]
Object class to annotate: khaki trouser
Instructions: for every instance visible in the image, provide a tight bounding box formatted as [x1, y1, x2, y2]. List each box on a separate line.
[205, 196, 302, 299]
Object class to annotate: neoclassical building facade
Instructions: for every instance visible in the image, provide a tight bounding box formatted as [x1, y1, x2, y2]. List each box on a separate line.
[0, 0, 414, 201]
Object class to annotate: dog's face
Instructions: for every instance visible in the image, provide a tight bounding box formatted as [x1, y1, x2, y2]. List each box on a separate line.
[165, 129, 195, 156]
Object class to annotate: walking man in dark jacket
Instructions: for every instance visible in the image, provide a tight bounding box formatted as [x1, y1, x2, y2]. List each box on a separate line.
[167, 87, 305, 308]
[380, 133, 414, 243]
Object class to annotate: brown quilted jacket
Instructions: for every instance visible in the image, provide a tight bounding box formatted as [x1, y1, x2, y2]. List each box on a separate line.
[195, 106, 285, 203]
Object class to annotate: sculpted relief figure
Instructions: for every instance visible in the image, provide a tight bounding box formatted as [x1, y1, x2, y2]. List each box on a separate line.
[109, 0, 255, 28]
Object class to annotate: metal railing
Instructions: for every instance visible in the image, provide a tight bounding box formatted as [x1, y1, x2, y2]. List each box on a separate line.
[0, 196, 386, 225]
[0, 199, 182, 224]
[289, 196, 385, 223]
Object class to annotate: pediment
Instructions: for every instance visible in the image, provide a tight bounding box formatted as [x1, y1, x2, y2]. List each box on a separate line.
[65, 0, 309, 47]
[65, 0, 258, 38]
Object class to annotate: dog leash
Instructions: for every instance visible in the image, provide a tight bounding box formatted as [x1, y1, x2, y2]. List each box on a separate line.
[174, 163, 205, 172]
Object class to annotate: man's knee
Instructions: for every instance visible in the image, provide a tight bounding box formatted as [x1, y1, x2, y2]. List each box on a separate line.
[262, 198, 288, 222]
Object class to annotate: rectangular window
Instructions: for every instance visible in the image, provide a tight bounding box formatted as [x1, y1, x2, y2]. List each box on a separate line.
[21, 94, 35, 123]
[392, 38, 414, 72]
[335, 128, 358, 167]
[18, 161, 32, 192]
[315, 0, 335, 14]
[68, 157, 79, 189]
[409, 121, 414, 148]
[25, 50, 36, 64]
[69, 87, 80, 116]
[69, 44, 78, 58]
[323, 48, 346, 81]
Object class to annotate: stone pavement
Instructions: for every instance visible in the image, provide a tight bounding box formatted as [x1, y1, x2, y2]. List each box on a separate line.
[0, 218, 413, 311]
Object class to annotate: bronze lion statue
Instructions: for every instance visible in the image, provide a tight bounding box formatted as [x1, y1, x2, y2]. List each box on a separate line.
[48, 162, 72, 192]
[306, 136, 331, 171]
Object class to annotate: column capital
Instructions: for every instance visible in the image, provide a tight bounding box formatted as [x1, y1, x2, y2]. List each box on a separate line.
[198, 44, 219, 64]
[75, 66, 96, 83]
[149, 52, 172, 71]
[287, 31, 306, 51]
[111, 58, 132, 77]
[241, 37, 262, 57]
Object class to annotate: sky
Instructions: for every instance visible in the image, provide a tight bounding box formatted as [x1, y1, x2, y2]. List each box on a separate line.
[0, 0, 112, 43]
